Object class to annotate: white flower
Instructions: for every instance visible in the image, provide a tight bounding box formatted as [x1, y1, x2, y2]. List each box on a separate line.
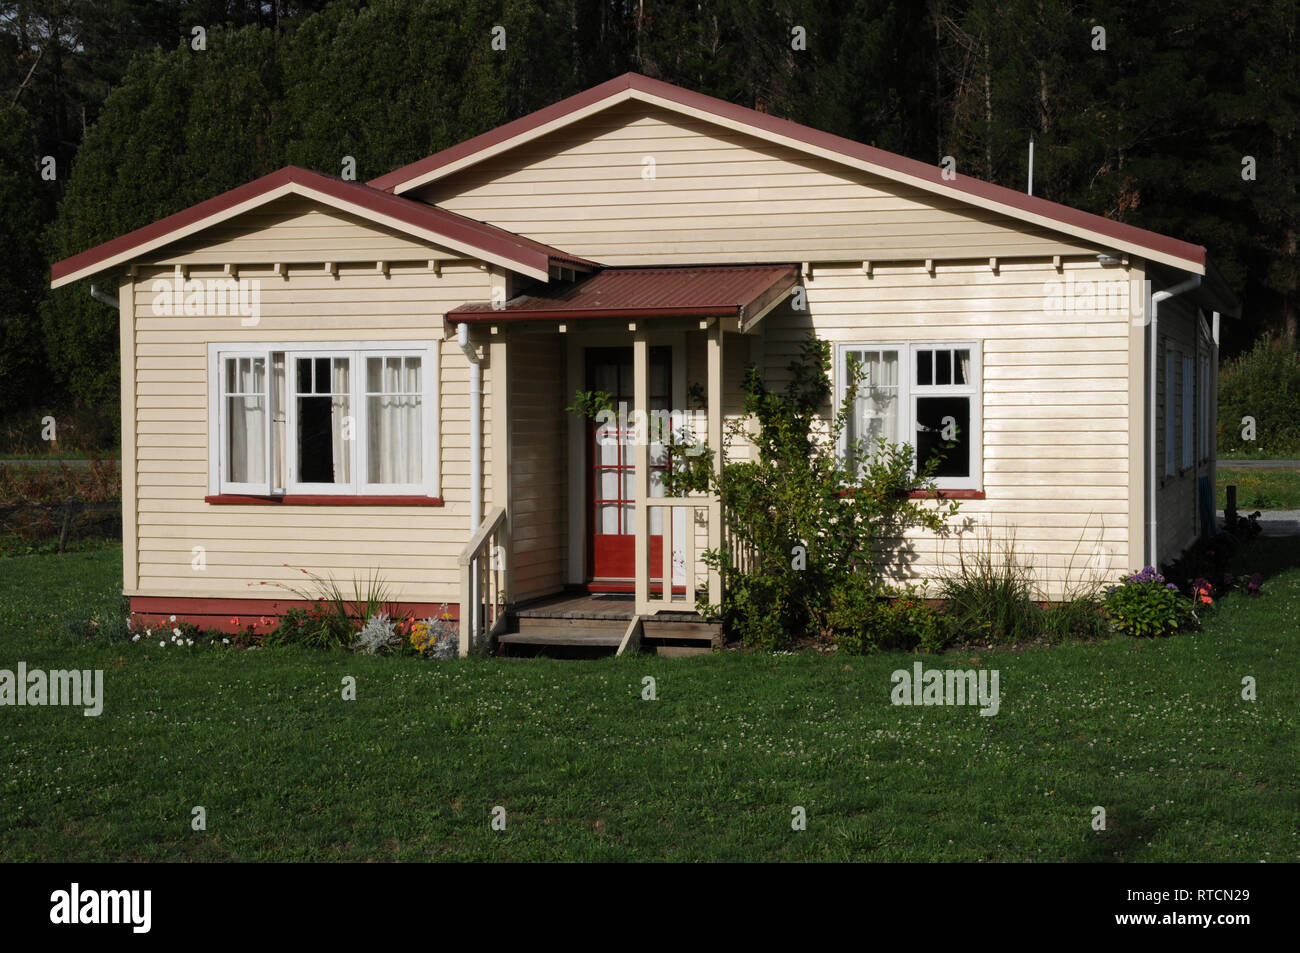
[146, 629, 152, 637]
[159, 641, 165, 647]
[222, 638, 230, 644]
[132, 635, 140, 643]
[169, 615, 176, 622]
[186, 639, 194, 646]
[172, 627, 181, 637]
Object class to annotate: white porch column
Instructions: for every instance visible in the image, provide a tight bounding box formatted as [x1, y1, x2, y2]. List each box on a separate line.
[633, 333, 650, 610]
[707, 321, 724, 605]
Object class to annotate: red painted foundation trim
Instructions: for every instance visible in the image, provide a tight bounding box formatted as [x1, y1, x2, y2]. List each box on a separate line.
[129, 595, 458, 634]
[204, 494, 443, 506]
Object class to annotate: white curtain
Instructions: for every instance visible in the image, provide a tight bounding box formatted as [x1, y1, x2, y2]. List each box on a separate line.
[367, 356, 422, 484]
[958, 349, 971, 387]
[851, 350, 900, 454]
[226, 357, 265, 484]
[330, 358, 351, 484]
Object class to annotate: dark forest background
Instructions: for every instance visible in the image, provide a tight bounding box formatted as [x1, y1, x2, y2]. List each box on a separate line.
[2, 0, 1297, 436]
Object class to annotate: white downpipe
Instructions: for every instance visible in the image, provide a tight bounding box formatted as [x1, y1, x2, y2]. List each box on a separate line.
[89, 283, 119, 309]
[458, 323, 482, 536]
[1147, 275, 1202, 567]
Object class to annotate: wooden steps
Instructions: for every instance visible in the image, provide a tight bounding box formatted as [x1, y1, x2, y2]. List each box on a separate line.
[498, 591, 722, 656]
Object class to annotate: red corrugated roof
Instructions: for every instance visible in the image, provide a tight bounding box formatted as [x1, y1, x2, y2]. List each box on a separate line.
[370, 72, 1208, 272]
[50, 166, 597, 287]
[450, 264, 799, 322]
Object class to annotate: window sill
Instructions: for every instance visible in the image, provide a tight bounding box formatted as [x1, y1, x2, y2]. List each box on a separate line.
[205, 494, 444, 506]
[839, 488, 986, 500]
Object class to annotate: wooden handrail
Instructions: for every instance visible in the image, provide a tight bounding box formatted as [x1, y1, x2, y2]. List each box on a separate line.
[458, 506, 507, 566]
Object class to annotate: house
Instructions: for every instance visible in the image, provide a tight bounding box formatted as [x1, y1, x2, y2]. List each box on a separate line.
[51, 73, 1240, 654]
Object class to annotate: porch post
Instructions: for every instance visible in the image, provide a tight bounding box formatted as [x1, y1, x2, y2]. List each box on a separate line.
[707, 321, 724, 605]
[633, 333, 650, 611]
[489, 336, 511, 607]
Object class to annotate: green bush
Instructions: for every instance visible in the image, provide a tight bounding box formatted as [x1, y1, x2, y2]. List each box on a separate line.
[672, 336, 959, 650]
[1104, 568, 1199, 637]
[1218, 335, 1300, 457]
[829, 580, 951, 654]
[937, 524, 1041, 645]
[1040, 596, 1108, 642]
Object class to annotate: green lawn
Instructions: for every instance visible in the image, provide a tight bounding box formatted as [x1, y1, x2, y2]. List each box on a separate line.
[1217, 466, 1300, 510]
[1, 543, 1297, 862]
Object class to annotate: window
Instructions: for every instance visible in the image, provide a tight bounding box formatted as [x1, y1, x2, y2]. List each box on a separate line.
[837, 342, 981, 490]
[1182, 353, 1195, 471]
[1199, 354, 1211, 462]
[209, 342, 439, 498]
[1164, 346, 1177, 477]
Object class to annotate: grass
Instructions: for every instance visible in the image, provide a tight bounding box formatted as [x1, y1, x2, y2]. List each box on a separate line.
[1217, 466, 1300, 510]
[1, 542, 1297, 861]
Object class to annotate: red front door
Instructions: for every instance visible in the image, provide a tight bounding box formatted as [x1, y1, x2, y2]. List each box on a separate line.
[586, 346, 671, 591]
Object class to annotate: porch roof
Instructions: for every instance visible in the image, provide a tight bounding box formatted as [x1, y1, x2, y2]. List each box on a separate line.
[449, 263, 799, 326]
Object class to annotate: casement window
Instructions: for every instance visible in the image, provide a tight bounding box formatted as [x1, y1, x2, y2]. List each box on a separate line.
[1182, 354, 1196, 471]
[208, 342, 439, 498]
[1199, 354, 1211, 462]
[836, 342, 981, 490]
[1164, 346, 1177, 477]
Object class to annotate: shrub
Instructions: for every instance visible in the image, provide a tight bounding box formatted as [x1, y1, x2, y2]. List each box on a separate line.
[353, 613, 402, 655]
[829, 580, 950, 654]
[409, 611, 457, 658]
[1040, 597, 1107, 642]
[1104, 567, 1199, 637]
[670, 336, 959, 650]
[937, 523, 1040, 645]
[1218, 334, 1300, 457]
[257, 565, 397, 650]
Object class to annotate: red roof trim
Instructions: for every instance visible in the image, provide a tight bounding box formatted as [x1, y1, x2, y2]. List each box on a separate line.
[371, 72, 1205, 269]
[50, 166, 595, 286]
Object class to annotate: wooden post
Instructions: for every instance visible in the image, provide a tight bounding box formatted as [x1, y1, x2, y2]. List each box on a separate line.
[489, 336, 511, 608]
[1225, 485, 1237, 527]
[707, 322, 723, 607]
[634, 333, 650, 613]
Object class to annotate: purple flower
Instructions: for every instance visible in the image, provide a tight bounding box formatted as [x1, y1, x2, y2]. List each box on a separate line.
[1166, 583, 1179, 591]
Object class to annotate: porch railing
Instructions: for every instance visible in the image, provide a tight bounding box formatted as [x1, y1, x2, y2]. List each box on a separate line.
[458, 505, 509, 656]
[636, 496, 720, 615]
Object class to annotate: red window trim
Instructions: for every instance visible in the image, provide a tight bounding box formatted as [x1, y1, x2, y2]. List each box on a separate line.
[205, 494, 443, 506]
[838, 488, 986, 500]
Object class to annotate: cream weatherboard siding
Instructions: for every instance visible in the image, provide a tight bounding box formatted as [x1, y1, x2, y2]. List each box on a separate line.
[128, 256, 494, 608]
[761, 258, 1139, 599]
[154, 196, 465, 266]
[505, 334, 568, 601]
[416, 102, 1103, 267]
[1154, 294, 1215, 565]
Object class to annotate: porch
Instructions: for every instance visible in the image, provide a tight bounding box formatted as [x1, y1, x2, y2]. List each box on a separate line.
[452, 264, 796, 655]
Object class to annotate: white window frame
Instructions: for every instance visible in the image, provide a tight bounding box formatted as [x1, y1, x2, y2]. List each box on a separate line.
[213, 350, 274, 495]
[835, 341, 982, 491]
[284, 349, 358, 495]
[1182, 353, 1195, 471]
[1164, 345, 1177, 477]
[208, 340, 440, 498]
